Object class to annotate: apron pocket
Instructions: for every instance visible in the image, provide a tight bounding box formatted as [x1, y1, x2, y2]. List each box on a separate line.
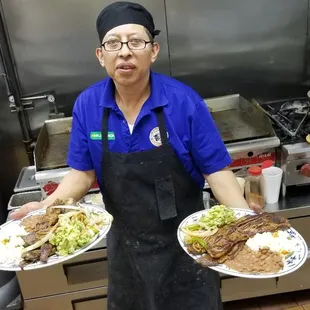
[154, 175, 177, 220]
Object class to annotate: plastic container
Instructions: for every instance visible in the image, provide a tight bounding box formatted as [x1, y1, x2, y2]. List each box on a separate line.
[245, 166, 265, 209]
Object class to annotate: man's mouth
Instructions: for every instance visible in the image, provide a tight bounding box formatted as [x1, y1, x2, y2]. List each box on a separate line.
[116, 63, 136, 71]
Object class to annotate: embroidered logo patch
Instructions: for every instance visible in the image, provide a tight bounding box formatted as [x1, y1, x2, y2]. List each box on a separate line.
[149, 127, 168, 147]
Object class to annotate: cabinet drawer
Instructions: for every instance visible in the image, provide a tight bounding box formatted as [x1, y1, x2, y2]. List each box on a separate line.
[24, 287, 107, 310]
[17, 249, 108, 299]
[276, 256, 310, 292]
[289, 217, 310, 246]
[221, 277, 276, 302]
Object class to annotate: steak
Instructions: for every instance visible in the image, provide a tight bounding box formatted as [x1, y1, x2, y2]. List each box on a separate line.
[22, 232, 37, 246]
[197, 241, 246, 267]
[40, 243, 56, 262]
[21, 249, 41, 262]
[20, 242, 56, 267]
[21, 205, 61, 233]
[205, 213, 290, 259]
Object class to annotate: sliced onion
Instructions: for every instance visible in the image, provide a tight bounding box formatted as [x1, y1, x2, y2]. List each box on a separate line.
[50, 205, 87, 213]
[180, 226, 218, 238]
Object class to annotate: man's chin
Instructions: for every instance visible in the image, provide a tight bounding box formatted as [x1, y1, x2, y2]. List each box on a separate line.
[113, 75, 139, 87]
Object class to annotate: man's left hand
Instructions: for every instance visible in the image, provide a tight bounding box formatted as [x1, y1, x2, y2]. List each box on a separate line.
[249, 202, 264, 214]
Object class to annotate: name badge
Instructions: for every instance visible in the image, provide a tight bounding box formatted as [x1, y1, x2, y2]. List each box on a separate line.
[90, 131, 115, 140]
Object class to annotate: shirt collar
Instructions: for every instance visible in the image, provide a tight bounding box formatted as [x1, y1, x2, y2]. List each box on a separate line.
[99, 71, 168, 110]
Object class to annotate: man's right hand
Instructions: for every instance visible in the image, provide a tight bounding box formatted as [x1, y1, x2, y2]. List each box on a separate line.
[9, 201, 45, 220]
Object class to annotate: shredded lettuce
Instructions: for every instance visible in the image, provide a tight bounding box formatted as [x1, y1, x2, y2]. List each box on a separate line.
[199, 205, 236, 229]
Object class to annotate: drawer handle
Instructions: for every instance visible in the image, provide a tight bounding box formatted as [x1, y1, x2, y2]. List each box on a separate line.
[72, 294, 108, 310]
[63, 257, 108, 285]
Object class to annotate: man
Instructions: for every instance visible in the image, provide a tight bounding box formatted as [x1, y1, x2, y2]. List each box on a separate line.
[12, 2, 259, 309]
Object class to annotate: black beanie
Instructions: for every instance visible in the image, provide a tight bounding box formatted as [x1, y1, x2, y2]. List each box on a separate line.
[96, 1, 160, 42]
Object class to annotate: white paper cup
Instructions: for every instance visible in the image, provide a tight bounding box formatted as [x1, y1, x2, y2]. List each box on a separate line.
[236, 177, 245, 196]
[261, 167, 283, 204]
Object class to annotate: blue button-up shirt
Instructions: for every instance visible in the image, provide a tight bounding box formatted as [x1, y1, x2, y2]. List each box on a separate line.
[67, 71, 232, 189]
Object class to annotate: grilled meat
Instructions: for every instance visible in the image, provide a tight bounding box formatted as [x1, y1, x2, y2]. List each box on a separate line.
[21, 204, 61, 233]
[21, 215, 44, 233]
[196, 241, 246, 267]
[40, 243, 56, 262]
[187, 213, 290, 268]
[21, 197, 78, 233]
[20, 243, 56, 267]
[205, 213, 290, 259]
[21, 232, 37, 246]
[21, 249, 41, 262]
[217, 241, 246, 263]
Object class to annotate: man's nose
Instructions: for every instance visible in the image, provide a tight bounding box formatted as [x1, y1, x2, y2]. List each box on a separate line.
[118, 42, 132, 57]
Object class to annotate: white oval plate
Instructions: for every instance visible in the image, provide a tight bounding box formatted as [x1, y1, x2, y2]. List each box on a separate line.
[177, 208, 308, 279]
[0, 204, 112, 271]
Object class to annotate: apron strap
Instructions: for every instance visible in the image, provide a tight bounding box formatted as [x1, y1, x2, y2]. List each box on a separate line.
[154, 107, 169, 146]
[102, 108, 110, 151]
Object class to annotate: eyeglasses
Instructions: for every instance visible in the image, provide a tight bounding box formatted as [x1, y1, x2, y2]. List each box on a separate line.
[101, 38, 153, 52]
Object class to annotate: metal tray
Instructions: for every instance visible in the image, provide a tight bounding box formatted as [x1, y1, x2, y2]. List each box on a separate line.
[8, 191, 42, 210]
[34, 117, 72, 171]
[14, 166, 40, 193]
[205, 94, 275, 143]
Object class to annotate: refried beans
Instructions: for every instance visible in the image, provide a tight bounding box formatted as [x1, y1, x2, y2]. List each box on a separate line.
[225, 245, 284, 273]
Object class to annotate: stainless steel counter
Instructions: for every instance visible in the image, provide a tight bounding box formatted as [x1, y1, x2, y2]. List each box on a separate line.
[264, 185, 310, 213]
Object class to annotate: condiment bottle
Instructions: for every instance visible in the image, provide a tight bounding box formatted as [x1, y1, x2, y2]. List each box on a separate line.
[245, 166, 265, 209]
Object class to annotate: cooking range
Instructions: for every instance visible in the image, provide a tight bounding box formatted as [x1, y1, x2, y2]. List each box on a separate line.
[205, 94, 280, 184]
[253, 95, 310, 196]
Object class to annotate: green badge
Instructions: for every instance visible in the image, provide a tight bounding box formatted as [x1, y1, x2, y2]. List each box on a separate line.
[90, 131, 115, 140]
[107, 131, 115, 140]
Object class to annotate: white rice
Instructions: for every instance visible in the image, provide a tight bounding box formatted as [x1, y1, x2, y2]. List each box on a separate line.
[0, 224, 27, 265]
[246, 230, 295, 256]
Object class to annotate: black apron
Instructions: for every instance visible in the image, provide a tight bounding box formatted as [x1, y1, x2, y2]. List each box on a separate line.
[101, 107, 222, 310]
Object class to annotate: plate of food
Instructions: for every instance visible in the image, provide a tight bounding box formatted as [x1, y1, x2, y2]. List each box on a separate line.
[0, 198, 113, 271]
[177, 206, 308, 279]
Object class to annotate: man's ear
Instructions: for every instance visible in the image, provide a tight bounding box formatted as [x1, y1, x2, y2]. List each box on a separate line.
[96, 48, 105, 67]
[150, 42, 160, 64]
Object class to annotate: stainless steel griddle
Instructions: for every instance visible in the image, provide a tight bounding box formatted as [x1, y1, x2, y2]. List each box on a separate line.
[207, 94, 273, 143]
[204, 94, 280, 183]
[34, 117, 72, 171]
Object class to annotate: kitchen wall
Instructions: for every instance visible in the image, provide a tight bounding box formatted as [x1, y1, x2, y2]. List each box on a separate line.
[166, 0, 310, 98]
[0, 60, 28, 223]
[0, 0, 310, 206]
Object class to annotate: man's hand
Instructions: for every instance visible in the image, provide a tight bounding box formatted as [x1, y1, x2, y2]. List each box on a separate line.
[9, 201, 45, 220]
[248, 202, 264, 214]
[9, 169, 96, 221]
[205, 168, 264, 213]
